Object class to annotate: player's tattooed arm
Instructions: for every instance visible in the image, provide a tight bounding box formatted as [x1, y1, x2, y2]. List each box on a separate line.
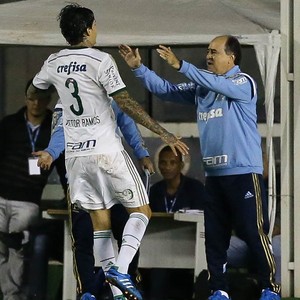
[113, 90, 189, 156]
[114, 90, 165, 135]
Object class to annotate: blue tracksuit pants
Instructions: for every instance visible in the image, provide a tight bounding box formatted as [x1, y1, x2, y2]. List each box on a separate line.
[204, 173, 280, 294]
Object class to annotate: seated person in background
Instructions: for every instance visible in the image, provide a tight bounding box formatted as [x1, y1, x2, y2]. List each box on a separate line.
[142, 145, 207, 300]
[0, 79, 67, 300]
[149, 145, 206, 213]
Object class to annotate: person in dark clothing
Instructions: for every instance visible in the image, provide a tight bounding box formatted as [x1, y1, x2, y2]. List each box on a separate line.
[145, 145, 206, 300]
[0, 79, 67, 300]
[150, 146, 205, 213]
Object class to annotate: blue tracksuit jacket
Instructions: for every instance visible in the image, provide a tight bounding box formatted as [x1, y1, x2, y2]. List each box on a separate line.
[133, 62, 263, 176]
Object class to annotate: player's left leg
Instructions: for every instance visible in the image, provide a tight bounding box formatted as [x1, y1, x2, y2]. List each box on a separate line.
[111, 203, 141, 282]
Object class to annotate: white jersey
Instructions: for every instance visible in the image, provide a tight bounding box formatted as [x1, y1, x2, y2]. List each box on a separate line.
[33, 47, 125, 158]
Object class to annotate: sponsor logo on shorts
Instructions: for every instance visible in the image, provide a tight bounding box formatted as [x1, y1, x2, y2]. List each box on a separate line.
[116, 189, 134, 202]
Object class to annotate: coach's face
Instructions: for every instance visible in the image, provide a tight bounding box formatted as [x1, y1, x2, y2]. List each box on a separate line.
[206, 36, 235, 75]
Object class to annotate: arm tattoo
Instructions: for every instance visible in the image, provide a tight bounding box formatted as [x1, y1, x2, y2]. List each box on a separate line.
[113, 90, 167, 136]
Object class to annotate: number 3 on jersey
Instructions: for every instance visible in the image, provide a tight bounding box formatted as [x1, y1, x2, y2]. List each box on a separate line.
[66, 78, 84, 116]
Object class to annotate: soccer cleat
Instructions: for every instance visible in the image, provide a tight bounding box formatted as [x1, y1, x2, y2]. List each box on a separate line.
[80, 292, 96, 300]
[106, 266, 143, 300]
[208, 290, 230, 300]
[259, 289, 281, 300]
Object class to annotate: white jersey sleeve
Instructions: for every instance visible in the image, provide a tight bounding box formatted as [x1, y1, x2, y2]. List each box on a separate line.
[98, 54, 126, 96]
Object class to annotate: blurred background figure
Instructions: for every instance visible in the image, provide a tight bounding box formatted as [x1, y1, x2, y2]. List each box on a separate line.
[0, 79, 67, 300]
[140, 145, 207, 300]
[149, 145, 206, 213]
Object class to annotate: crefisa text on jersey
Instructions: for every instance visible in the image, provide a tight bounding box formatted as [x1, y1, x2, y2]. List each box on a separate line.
[57, 61, 87, 75]
[66, 116, 101, 127]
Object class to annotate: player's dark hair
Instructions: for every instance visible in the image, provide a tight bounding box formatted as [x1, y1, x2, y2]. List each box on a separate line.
[159, 145, 183, 162]
[58, 3, 95, 45]
[225, 35, 242, 65]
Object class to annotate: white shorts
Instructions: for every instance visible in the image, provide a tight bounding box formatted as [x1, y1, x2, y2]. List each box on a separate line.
[65, 150, 149, 210]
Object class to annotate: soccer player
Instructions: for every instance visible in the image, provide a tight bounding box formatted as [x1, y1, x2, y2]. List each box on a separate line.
[27, 4, 188, 300]
[35, 99, 154, 300]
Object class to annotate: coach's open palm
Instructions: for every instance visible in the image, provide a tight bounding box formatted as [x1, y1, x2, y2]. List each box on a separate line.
[119, 44, 142, 69]
[156, 45, 181, 70]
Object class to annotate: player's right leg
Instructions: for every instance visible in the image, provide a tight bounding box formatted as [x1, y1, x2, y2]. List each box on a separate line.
[103, 150, 151, 300]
